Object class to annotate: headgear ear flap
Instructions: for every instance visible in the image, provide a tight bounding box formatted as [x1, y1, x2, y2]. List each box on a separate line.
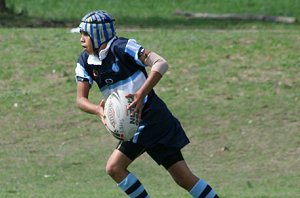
[79, 10, 116, 49]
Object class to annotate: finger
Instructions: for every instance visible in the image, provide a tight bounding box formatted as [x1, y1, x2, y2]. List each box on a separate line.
[101, 116, 107, 126]
[124, 94, 134, 110]
[138, 103, 145, 118]
[137, 109, 142, 120]
[100, 108, 107, 125]
[100, 99, 105, 107]
[134, 103, 143, 117]
[127, 99, 136, 110]
[125, 94, 134, 98]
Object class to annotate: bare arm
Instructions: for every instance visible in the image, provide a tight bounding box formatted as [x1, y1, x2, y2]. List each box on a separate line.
[127, 49, 168, 117]
[76, 81, 106, 123]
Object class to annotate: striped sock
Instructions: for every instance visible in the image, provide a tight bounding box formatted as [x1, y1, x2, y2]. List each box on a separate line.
[189, 179, 219, 198]
[117, 173, 150, 198]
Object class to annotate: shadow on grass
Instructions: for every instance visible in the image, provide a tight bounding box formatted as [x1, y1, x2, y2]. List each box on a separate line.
[0, 10, 298, 29]
[0, 10, 76, 28]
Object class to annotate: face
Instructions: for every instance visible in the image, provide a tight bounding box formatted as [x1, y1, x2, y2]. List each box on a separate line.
[80, 32, 94, 55]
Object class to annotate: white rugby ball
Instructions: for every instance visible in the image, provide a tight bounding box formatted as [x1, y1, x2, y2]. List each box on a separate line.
[104, 90, 139, 141]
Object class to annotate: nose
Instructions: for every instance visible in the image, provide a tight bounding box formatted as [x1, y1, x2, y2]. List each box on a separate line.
[80, 34, 85, 42]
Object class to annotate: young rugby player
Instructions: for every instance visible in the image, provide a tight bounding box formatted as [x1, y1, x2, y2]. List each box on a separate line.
[75, 10, 219, 198]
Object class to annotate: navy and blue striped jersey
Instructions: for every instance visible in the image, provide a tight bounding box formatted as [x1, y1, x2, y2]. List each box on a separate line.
[75, 37, 189, 148]
[76, 37, 148, 99]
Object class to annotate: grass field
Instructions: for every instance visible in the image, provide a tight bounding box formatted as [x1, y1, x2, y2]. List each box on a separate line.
[1, 1, 300, 198]
[2, 0, 300, 29]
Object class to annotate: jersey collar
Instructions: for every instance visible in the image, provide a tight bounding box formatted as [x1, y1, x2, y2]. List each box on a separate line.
[87, 36, 116, 65]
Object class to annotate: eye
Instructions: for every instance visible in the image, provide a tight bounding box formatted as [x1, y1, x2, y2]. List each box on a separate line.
[80, 31, 90, 37]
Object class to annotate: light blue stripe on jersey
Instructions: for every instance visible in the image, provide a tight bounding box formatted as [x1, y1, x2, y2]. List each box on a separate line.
[125, 39, 145, 66]
[75, 63, 93, 85]
[133, 125, 145, 143]
[100, 70, 145, 95]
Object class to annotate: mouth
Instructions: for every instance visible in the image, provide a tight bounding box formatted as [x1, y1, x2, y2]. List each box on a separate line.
[81, 46, 88, 52]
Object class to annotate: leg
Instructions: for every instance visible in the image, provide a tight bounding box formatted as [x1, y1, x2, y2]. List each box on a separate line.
[167, 160, 199, 191]
[168, 160, 218, 198]
[147, 145, 198, 191]
[106, 149, 132, 183]
[106, 141, 149, 198]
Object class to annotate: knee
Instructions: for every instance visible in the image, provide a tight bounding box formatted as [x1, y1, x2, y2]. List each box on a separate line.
[106, 161, 122, 178]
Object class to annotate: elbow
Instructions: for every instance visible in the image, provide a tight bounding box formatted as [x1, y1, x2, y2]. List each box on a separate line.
[151, 59, 169, 76]
[162, 59, 169, 72]
[76, 99, 81, 109]
[146, 52, 169, 76]
[76, 97, 84, 110]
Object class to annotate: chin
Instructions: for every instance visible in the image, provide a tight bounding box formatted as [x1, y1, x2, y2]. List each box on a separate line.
[84, 49, 93, 55]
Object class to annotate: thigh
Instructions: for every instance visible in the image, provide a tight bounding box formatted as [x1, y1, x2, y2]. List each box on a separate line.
[106, 149, 134, 183]
[107, 141, 145, 170]
[107, 149, 133, 169]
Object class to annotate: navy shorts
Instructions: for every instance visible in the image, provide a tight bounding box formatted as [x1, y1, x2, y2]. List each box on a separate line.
[132, 94, 190, 149]
[117, 141, 184, 169]
[117, 93, 189, 169]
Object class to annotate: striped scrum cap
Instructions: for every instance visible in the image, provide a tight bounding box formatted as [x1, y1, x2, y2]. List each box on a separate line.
[79, 10, 116, 49]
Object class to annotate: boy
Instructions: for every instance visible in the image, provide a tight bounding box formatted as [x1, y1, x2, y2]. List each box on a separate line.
[75, 10, 218, 198]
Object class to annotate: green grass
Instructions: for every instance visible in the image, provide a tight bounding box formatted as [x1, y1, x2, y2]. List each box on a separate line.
[2, 0, 300, 29]
[1, 27, 299, 198]
[1, 1, 300, 197]
[6, 0, 300, 20]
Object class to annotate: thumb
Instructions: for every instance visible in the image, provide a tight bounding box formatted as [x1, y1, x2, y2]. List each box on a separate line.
[100, 99, 105, 107]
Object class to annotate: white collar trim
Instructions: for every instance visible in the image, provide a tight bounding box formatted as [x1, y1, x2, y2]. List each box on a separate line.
[87, 37, 116, 65]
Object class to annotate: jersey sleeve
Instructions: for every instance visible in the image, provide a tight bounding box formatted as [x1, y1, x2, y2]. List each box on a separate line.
[124, 39, 146, 67]
[75, 52, 93, 85]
